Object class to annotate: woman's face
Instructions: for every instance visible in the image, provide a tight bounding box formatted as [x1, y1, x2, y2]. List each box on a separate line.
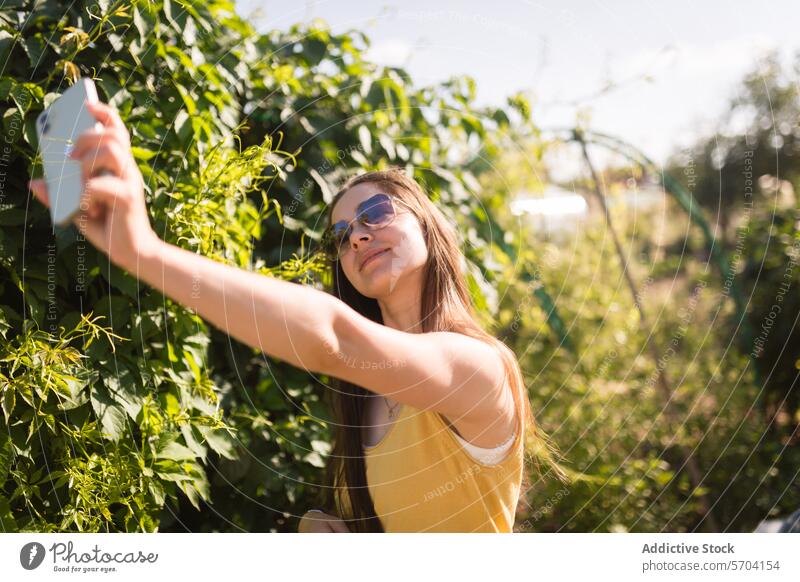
[330, 183, 428, 299]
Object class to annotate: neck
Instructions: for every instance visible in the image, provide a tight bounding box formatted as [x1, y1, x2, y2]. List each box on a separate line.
[377, 279, 424, 334]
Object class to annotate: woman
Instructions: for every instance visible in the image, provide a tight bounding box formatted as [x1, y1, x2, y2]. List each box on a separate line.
[29, 101, 564, 533]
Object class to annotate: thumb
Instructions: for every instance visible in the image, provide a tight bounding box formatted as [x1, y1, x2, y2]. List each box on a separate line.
[29, 179, 49, 207]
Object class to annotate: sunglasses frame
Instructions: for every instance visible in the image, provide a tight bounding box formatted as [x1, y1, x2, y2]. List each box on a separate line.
[322, 193, 411, 259]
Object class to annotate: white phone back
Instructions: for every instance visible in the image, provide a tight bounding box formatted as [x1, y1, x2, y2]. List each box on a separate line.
[36, 78, 102, 226]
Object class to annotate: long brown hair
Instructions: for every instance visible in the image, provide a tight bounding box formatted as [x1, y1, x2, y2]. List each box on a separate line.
[320, 168, 566, 532]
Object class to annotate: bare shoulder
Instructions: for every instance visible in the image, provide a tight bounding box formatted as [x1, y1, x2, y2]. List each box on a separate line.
[427, 331, 507, 384]
[323, 306, 514, 431]
[431, 332, 518, 446]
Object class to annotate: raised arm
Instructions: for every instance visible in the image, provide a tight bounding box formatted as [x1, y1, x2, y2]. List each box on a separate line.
[27, 218, 337, 374]
[134, 245, 514, 441]
[134, 239, 337, 373]
[28, 99, 335, 373]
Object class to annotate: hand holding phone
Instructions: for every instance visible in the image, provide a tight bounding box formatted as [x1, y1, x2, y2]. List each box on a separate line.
[29, 81, 161, 276]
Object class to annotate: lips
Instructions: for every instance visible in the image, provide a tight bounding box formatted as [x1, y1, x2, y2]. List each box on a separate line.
[359, 247, 390, 271]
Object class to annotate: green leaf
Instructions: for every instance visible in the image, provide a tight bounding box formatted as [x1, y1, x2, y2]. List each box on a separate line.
[178, 470, 209, 510]
[180, 424, 207, 458]
[0, 381, 13, 423]
[132, 6, 147, 43]
[9, 82, 37, 114]
[166, 340, 178, 363]
[156, 440, 196, 461]
[175, 84, 197, 116]
[153, 459, 194, 482]
[197, 425, 238, 460]
[0, 77, 14, 100]
[0, 432, 12, 483]
[174, 109, 191, 142]
[2, 109, 23, 148]
[0, 306, 9, 340]
[148, 480, 165, 506]
[183, 349, 202, 385]
[90, 385, 128, 442]
[131, 146, 157, 161]
[162, 0, 180, 31]
[160, 392, 181, 417]
[103, 368, 143, 421]
[0, 31, 15, 71]
[23, 113, 38, 147]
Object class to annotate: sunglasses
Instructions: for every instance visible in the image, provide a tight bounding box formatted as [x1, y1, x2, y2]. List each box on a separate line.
[323, 193, 410, 258]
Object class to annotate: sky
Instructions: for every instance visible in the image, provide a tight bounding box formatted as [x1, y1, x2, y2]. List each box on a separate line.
[235, 0, 799, 166]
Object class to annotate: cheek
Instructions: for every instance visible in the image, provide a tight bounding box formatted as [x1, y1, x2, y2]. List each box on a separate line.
[387, 225, 428, 270]
[340, 253, 359, 281]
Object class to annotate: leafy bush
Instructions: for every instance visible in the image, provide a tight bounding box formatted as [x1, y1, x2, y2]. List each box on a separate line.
[0, 0, 278, 531]
[503, 187, 800, 532]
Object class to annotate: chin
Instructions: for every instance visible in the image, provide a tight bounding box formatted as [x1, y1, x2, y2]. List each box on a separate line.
[355, 269, 398, 299]
[348, 249, 426, 298]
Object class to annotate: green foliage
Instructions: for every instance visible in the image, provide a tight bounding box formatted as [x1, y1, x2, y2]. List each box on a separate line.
[0, 0, 279, 531]
[502, 183, 800, 532]
[739, 200, 800, 426]
[1, 1, 562, 531]
[501, 52, 800, 532]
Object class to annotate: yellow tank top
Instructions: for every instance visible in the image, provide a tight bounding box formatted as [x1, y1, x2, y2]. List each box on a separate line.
[363, 404, 524, 532]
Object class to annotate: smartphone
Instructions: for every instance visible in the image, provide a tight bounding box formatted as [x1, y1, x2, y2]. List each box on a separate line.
[35, 78, 102, 226]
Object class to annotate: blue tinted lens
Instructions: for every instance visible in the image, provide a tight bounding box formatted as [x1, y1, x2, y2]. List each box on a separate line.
[332, 221, 352, 245]
[359, 194, 394, 226]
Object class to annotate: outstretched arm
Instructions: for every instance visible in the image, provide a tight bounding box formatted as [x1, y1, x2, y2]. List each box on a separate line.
[138, 243, 513, 443]
[136, 243, 513, 441]
[135, 239, 337, 373]
[28, 99, 337, 374]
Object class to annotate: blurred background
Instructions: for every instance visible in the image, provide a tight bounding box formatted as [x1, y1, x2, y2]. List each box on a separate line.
[0, 0, 798, 532]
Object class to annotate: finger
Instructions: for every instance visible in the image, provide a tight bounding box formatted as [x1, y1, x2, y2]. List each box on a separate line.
[29, 179, 49, 207]
[70, 201, 107, 251]
[76, 143, 126, 182]
[70, 128, 129, 160]
[80, 175, 131, 213]
[85, 100, 129, 135]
